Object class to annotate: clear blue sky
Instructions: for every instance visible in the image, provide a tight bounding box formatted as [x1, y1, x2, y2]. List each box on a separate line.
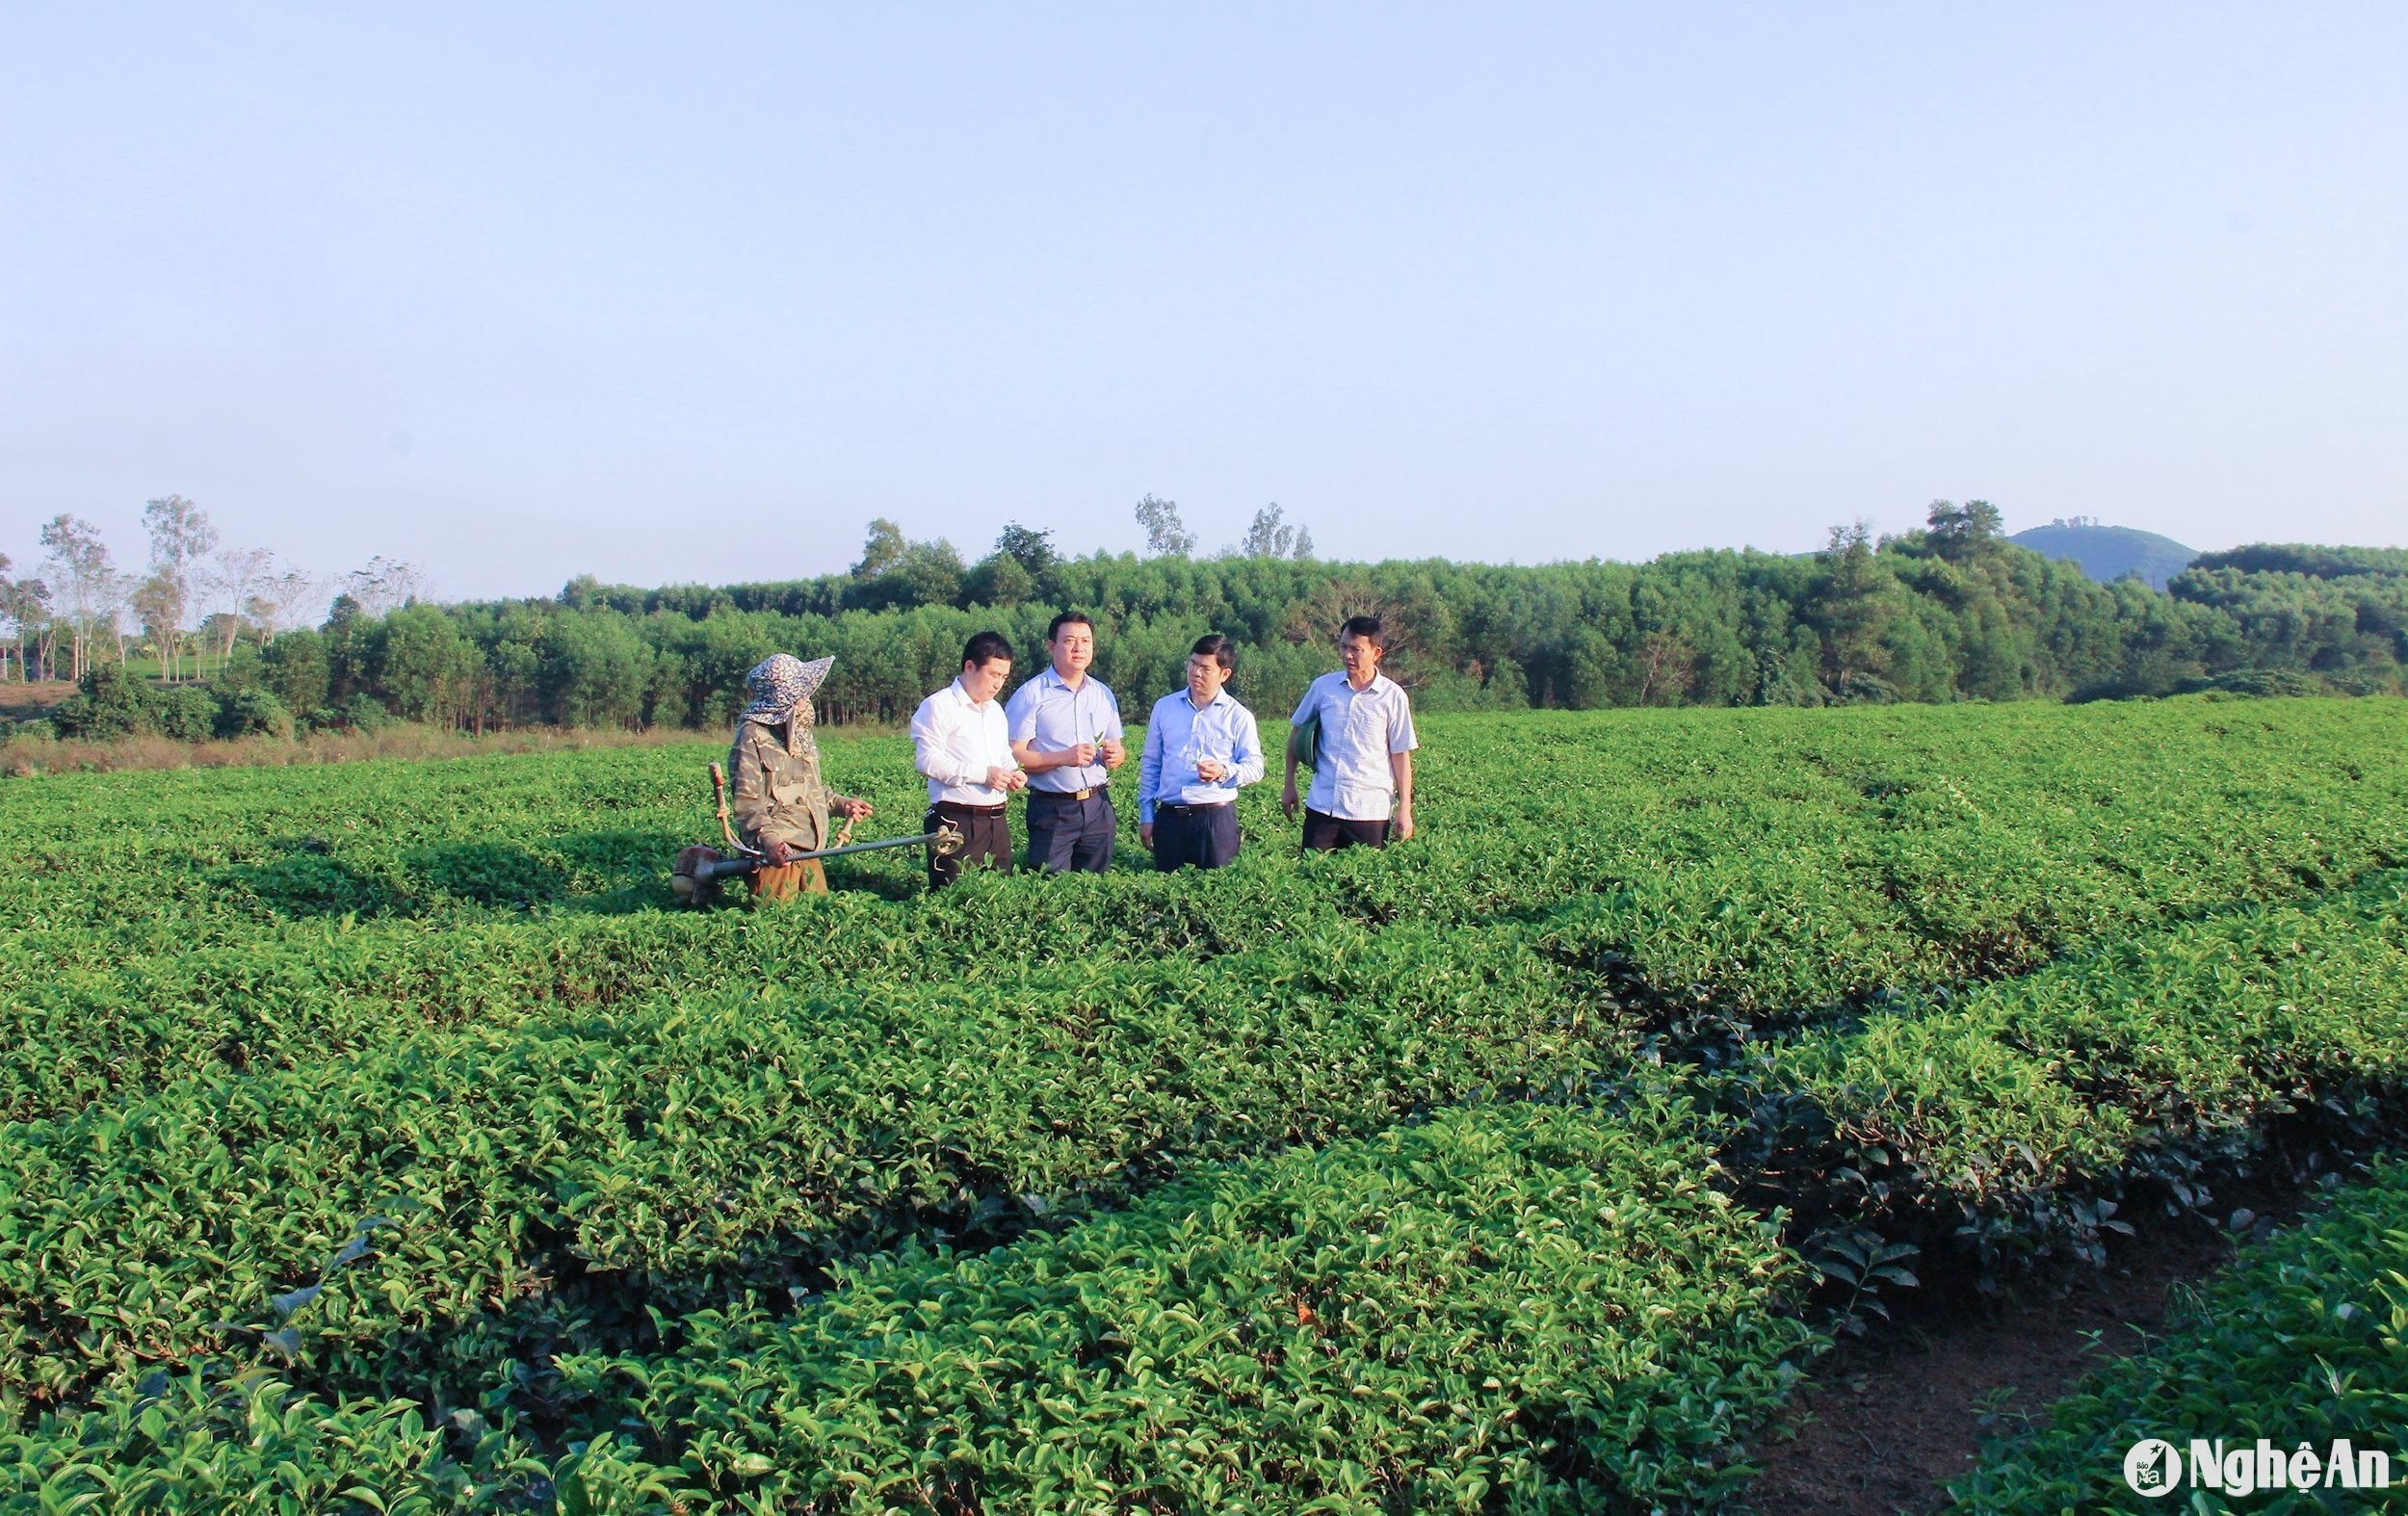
[6, 3, 2403, 601]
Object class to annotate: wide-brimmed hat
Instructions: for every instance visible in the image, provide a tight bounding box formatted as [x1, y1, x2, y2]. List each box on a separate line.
[742, 653, 834, 721]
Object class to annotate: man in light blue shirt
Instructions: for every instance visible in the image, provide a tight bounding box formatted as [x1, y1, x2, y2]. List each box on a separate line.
[1283, 614, 1418, 850]
[1005, 611, 1127, 874]
[1138, 634, 1265, 872]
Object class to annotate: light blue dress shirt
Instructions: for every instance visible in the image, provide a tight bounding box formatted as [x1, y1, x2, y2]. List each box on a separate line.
[1005, 667, 1125, 794]
[1139, 689, 1266, 823]
[1291, 671, 1417, 822]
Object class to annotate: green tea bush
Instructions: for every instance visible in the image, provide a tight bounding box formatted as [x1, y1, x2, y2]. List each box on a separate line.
[1, 1369, 495, 1513]
[8, 700, 2406, 1123]
[151, 686, 218, 744]
[0, 1366, 671, 1513]
[7, 699, 2408, 1504]
[568, 1099, 1817, 1513]
[0, 920, 1621, 1414]
[1756, 872, 2408, 1273]
[46, 664, 159, 741]
[213, 687, 295, 742]
[0, 1104, 1810, 1514]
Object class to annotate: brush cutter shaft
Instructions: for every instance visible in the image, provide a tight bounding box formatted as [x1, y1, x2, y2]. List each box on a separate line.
[688, 826, 960, 884]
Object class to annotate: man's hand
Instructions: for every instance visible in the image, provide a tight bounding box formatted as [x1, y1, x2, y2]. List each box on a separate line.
[1281, 783, 1300, 821]
[1068, 742, 1098, 767]
[1196, 758, 1228, 783]
[762, 837, 794, 867]
[836, 797, 873, 823]
[1392, 803, 1415, 842]
[984, 766, 1017, 792]
[1100, 739, 1125, 770]
[1138, 823, 1155, 849]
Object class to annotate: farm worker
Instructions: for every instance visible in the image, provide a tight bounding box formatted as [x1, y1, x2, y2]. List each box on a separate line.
[1138, 634, 1266, 872]
[728, 653, 875, 901]
[1282, 614, 1418, 849]
[1005, 610, 1127, 874]
[909, 629, 1026, 888]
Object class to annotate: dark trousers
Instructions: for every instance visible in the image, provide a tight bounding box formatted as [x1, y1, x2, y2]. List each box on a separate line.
[1153, 802, 1241, 872]
[1026, 789, 1116, 874]
[1301, 807, 1389, 852]
[926, 801, 1011, 888]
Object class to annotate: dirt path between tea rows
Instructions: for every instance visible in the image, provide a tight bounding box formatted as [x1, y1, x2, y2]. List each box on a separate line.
[1744, 1205, 2258, 1513]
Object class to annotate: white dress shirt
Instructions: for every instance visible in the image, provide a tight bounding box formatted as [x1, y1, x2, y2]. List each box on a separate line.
[1292, 670, 1418, 822]
[910, 678, 1019, 804]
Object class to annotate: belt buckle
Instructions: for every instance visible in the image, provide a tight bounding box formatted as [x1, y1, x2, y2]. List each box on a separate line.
[1072, 786, 1093, 800]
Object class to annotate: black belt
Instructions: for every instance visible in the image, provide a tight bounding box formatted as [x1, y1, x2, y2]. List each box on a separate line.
[1155, 801, 1228, 817]
[1034, 784, 1108, 801]
[929, 800, 1007, 816]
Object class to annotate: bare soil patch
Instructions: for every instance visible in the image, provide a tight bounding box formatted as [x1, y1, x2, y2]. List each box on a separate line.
[0, 680, 74, 723]
[1745, 1213, 2244, 1513]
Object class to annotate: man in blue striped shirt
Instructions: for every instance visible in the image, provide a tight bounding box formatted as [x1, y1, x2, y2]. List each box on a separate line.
[1138, 634, 1265, 872]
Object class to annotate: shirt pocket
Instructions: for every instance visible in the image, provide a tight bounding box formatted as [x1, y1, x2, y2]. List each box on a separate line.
[1346, 702, 1383, 760]
[771, 781, 810, 807]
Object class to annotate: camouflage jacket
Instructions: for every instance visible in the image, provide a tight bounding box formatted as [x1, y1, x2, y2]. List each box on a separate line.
[728, 717, 849, 852]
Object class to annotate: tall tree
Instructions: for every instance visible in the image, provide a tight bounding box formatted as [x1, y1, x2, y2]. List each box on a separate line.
[209, 546, 276, 660]
[131, 571, 183, 681]
[993, 522, 1059, 575]
[345, 557, 426, 616]
[1925, 498, 2004, 562]
[1240, 503, 1314, 560]
[1134, 494, 1195, 558]
[1808, 520, 1897, 698]
[0, 556, 15, 682]
[254, 569, 325, 642]
[853, 519, 907, 578]
[141, 495, 218, 680]
[39, 514, 120, 679]
[11, 578, 58, 682]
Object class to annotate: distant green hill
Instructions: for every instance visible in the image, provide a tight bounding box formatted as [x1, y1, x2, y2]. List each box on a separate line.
[2010, 520, 2198, 590]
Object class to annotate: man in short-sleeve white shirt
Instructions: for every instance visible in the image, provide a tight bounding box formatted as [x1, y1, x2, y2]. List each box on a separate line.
[1004, 611, 1126, 874]
[1282, 615, 1417, 850]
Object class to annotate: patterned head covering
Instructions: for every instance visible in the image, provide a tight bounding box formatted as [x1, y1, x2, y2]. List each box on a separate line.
[743, 653, 834, 724]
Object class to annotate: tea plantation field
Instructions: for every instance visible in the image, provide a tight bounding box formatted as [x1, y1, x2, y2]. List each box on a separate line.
[4, 697, 2406, 1511]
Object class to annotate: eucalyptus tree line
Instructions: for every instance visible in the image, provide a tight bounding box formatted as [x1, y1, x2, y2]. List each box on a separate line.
[11, 499, 419, 688]
[17, 494, 2406, 745]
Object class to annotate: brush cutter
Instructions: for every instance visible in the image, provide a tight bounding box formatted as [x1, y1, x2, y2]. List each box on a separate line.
[671, 762, 961, 903]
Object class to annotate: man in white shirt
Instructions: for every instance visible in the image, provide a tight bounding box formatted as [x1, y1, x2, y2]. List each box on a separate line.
[1138, 634, 1265, 871]
[1005, 611, 1127, 874]
[909, 630, 1027, 887]
[1282, 614, 1418, 850]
